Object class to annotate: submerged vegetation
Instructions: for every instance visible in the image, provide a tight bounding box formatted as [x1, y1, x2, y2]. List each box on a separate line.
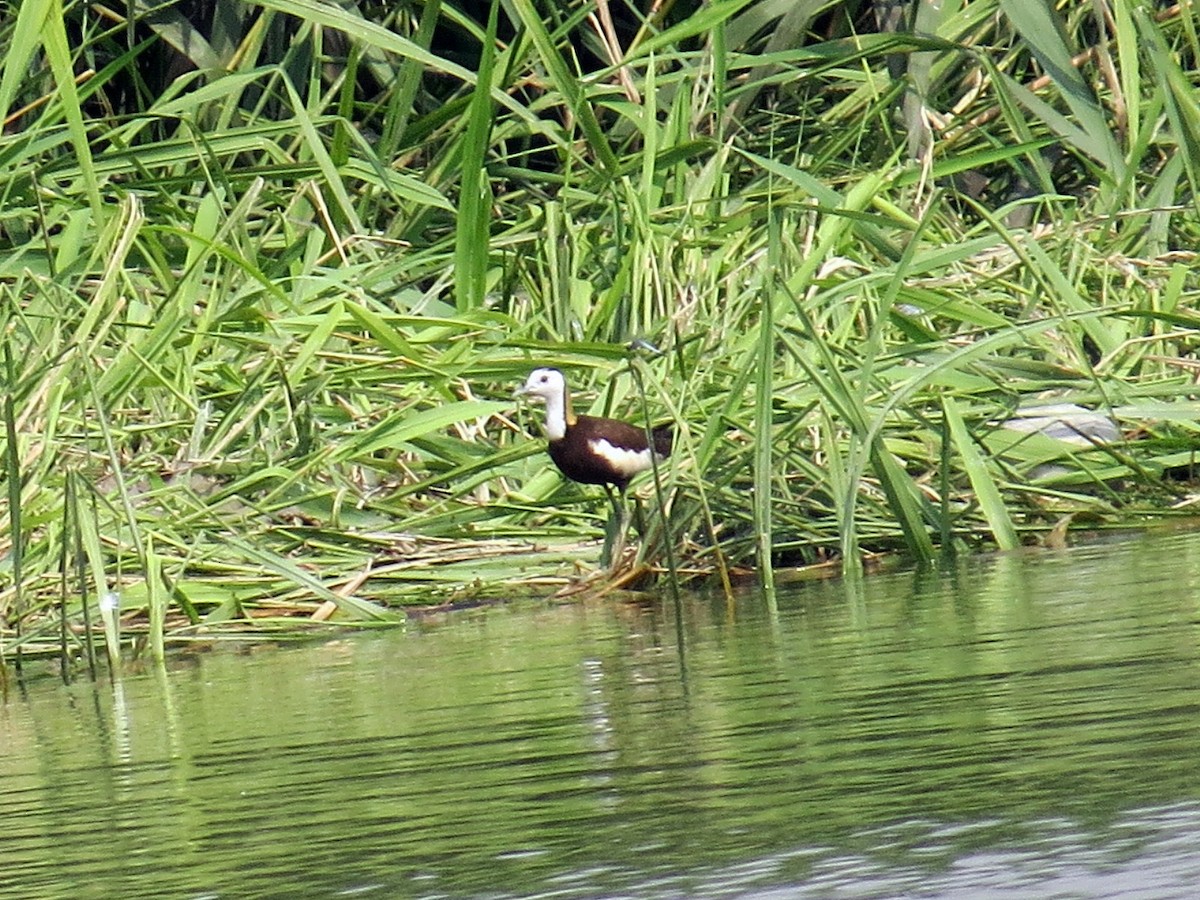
[1, 0, 1199, 669]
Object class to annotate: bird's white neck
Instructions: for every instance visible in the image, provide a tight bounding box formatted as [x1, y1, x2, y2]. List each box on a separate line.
[542, 389, 568, 441]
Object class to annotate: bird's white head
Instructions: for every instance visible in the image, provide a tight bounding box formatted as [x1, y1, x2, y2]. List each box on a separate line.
[516, 367, 571, 439]
[516, 367, 567, 402]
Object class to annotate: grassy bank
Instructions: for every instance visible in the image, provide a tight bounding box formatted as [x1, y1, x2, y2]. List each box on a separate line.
[2, 0, 1199, 672]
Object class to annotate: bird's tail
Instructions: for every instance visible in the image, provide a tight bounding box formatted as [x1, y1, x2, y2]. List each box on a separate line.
[651, 423, 674, 458]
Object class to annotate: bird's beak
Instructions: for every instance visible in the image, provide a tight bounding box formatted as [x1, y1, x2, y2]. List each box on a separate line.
[513, 383, 529, 399]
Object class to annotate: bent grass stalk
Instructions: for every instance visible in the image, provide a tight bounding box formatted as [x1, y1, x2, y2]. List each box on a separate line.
[4, 344, 22, 676]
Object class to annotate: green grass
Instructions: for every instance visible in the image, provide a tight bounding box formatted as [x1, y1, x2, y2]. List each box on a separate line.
[1, 0, 1199, 673]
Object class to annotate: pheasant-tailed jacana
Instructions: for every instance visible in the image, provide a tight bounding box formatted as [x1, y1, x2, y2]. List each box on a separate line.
[516, 367, 672, 565]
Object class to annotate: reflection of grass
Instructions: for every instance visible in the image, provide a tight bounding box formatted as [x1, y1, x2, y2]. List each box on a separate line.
[2, 1, 1199, 667]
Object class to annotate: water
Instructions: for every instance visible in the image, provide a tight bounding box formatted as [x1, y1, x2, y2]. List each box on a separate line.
[6, 530, 1200, 898]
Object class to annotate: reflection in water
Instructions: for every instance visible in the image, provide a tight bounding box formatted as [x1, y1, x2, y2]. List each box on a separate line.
[4, 531, 1200, 898]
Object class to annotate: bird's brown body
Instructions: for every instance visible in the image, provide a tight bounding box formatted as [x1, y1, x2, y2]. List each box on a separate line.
[546, 414, 673, 491]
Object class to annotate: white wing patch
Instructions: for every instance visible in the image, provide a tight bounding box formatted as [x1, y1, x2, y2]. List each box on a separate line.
[589, 438, 653, 477]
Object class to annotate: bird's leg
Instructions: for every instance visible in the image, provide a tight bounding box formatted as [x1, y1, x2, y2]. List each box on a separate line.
[631, 493, 647, 537]
[612, 487, 632, 568]
[600, 486, 630, 570]
[600, 486, 618, 569]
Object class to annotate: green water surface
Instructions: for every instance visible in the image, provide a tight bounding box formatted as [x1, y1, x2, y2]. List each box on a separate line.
[5, 531, 1200, 898]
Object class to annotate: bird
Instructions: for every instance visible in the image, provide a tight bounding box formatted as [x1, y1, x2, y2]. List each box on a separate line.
[516, 367, 672, 566]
